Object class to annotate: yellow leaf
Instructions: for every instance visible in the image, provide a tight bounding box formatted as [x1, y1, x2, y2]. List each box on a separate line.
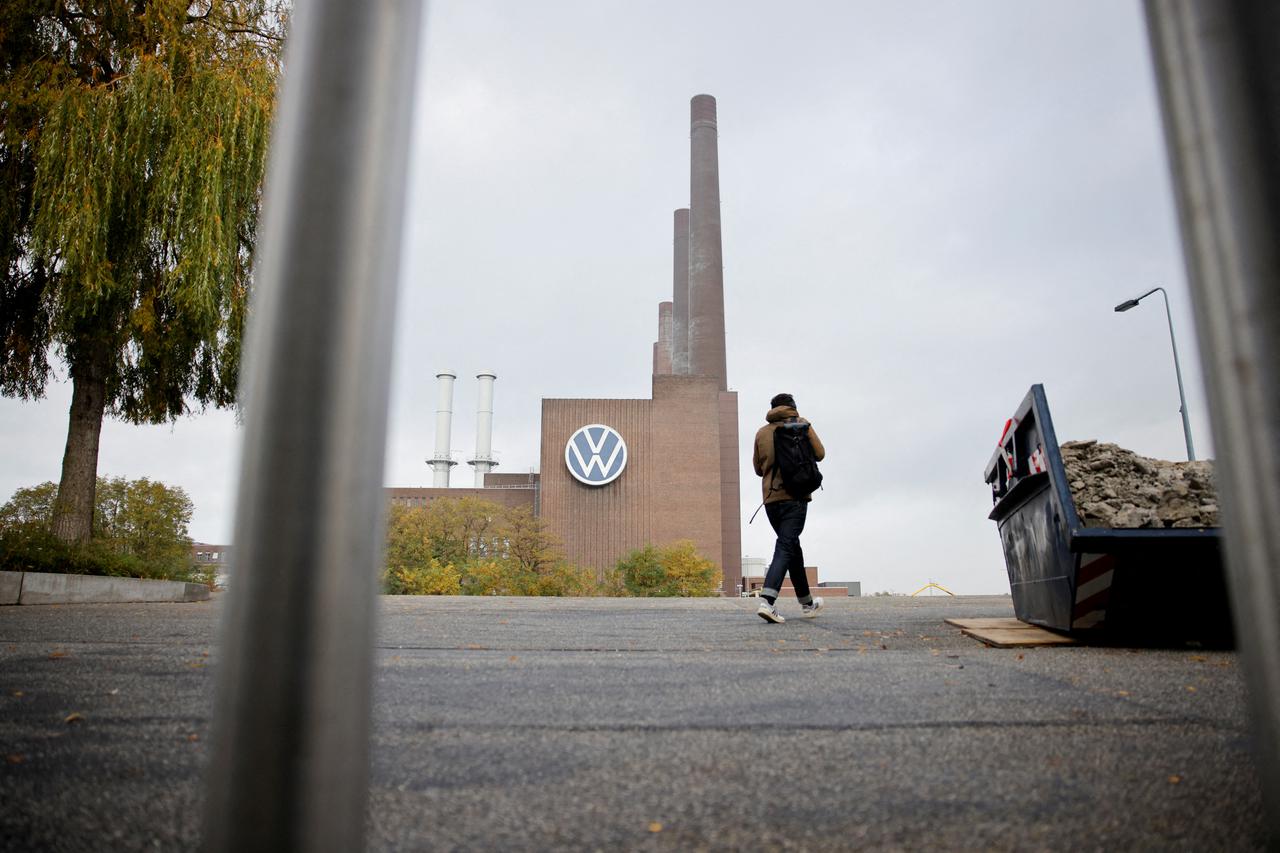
[648, 822, 663, 833]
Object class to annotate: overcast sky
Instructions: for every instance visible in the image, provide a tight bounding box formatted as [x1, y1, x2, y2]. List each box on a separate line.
[0, 1, 1212, 595]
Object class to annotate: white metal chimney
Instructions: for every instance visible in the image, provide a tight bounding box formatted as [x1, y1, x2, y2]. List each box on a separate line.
[427, 371, 457, 486]
[468, 372, 497, 486]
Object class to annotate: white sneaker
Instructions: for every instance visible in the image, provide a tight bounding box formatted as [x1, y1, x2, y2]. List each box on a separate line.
[757, 601, 785, 623]
[801, 597, 824, 618]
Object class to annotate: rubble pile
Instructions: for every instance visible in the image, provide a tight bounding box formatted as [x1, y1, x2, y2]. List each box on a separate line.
[1059, 440, 1219, 529]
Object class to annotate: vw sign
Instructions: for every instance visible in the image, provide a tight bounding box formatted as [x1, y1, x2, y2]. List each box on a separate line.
[565, 424, 628, 486]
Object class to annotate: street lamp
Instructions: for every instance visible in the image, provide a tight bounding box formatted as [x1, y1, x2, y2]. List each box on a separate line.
[1114, 286, 1196, 460]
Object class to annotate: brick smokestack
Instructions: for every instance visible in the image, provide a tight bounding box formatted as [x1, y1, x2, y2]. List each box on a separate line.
[653, 301, 674, 375]
[688, 95, 726, 390]
[671, 208, 690, 374]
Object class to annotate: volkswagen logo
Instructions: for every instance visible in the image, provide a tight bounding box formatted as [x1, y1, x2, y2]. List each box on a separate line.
[565, 424, 628, 486]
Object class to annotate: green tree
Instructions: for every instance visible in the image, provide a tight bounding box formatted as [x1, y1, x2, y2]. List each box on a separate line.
[1, 476, 196, 578]
[0, 481, 59, 528]
[618, 544, 666, 596]
[103, 476, 193, 565]
[0, 2, 283, 545]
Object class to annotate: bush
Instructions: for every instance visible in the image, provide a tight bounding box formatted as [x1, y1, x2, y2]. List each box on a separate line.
[618, 540, 721, 597]
[529, 561, 599, 597]
[460, 558, 527, 596]
[0, 523, 204, 583]
[384, 558, 461, 595]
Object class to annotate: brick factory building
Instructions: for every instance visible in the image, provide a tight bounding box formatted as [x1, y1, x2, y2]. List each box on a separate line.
[538, 94, 741, 595]
[392, 95, 743, 594]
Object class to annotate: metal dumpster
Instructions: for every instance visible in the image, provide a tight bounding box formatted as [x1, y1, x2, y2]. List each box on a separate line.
[984, 385, 1232, 644]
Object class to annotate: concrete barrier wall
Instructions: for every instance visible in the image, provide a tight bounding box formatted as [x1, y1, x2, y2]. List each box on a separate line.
[0, 571, 20, 605]
[0, 571, 209, 605]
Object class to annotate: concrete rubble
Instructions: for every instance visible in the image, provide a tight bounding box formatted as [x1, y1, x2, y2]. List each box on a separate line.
[1060, 440, 1219, 528]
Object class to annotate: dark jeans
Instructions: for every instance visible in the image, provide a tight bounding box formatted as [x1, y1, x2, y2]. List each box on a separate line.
[762, 500, 812, 605]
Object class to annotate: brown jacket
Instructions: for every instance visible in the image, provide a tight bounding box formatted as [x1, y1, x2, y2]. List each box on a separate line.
[753, 405, 826, 504]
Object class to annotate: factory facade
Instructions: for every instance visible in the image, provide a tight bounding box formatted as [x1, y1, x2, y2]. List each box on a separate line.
[390, 95, 743, 595]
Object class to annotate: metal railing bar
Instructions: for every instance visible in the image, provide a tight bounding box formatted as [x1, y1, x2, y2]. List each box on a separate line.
[203, 0, 426, 850]
[1144, 0, 1280, 840]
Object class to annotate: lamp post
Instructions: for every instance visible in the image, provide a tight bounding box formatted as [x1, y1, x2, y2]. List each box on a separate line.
[1114, 286, 1196, 460]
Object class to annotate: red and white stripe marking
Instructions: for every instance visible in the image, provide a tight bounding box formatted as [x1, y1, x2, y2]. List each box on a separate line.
[1072, 553, 1116, 630]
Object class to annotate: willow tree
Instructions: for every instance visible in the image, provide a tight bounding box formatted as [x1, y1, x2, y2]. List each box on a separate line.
[0, 2, 283, 543]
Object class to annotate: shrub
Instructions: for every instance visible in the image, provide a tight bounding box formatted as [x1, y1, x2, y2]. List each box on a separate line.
[529, 561, 598, 597]
[617, 540, 721, 597]
[460, 558, 528, 596]
[384, 558, 461, 596]
[660, 540, 722, 597]
[618, 545, 667, 596]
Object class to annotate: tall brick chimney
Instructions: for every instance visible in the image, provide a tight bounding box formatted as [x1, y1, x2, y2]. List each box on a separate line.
[653, 301, 674, 375]
[671, 208, 690, 374]
[688, 95, 727, 390]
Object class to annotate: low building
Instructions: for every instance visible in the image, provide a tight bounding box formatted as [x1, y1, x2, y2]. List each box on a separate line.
[741, 563, 858, 597]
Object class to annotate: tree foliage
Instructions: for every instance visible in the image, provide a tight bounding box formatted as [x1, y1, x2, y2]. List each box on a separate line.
[617, 540, 722, 597]
[0, 1, 284, 542]
[0, 475, 198, 580]
[382, 499, 599, 597]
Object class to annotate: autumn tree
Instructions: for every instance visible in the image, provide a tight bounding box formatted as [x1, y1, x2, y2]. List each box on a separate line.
[617, 540, 721, 597]
[382, 499, 597, 597]
[0, 1, 284, 544]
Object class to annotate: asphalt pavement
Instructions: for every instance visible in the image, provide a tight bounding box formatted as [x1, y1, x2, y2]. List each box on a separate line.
[0, 594, 1267, 851]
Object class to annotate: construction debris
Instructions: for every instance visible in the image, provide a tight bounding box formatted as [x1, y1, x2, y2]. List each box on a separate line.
[1060, 440, 1219, 529]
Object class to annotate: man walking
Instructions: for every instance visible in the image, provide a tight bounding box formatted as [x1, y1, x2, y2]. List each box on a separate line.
[753, 392, 826, 623]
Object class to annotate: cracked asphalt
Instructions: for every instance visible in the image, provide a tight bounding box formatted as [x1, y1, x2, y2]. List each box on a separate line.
[0, 594, 1267, 850]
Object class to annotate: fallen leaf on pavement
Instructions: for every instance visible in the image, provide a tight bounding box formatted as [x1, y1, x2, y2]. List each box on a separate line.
[12, 690, 23, 697]
[6, 754, 25, 765]
[1185, 686, 1197, 693]
[187, 734, 199, 742]
[648, 822, 663, 833]
[48, 651, 67, 660]
[64, 712, 84, 724]
[1168, 775, 1182, 784]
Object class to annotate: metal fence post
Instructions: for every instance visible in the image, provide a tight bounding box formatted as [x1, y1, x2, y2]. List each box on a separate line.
[1144, 0, 1280, 839]
[203, 0, 424, 849]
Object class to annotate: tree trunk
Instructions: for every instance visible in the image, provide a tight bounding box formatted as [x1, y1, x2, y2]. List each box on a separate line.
[50, 341, 110, 545]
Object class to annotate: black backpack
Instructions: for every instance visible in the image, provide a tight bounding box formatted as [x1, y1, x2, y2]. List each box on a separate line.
[773, 420, 823, 497]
